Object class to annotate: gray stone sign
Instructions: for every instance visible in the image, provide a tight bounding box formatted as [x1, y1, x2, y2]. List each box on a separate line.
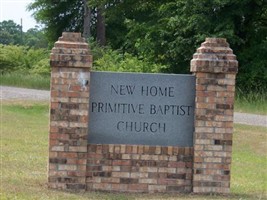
[88, 71, 195, 146]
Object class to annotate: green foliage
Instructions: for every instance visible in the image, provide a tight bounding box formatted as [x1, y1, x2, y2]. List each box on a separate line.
[27, 0, 85, 44]
[25, 48, 49, 72]
[90, 41, 165, 73]
[237, 37, 267, 92]
[119, 0, 267, 91]
[0, 44, 24, 73]
[0, 20, 22, 45]
[24, 27, 48, 48]
[0, 44, 50, 74]
[94, 51, 164, 73]
[0, 20, 48, 48]
[30, 58, 50, 75]
[4, 0, 267, 92]
[28, 0, 123, 44]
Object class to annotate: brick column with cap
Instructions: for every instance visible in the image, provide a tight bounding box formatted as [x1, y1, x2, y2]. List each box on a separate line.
[190, 38, 238, 193]
[48, 32, 92, 190]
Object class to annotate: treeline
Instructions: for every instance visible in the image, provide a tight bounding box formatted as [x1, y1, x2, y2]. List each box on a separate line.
[0, 20, 48, 48]
[0, 20, 162, 76]
[27, 0, 266, 92]
[0, 20, 50, 75]
[1, 0, 267, 93]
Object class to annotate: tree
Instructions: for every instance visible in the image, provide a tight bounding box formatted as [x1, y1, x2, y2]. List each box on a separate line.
[96, 6, 106, 46]
[0, 31, 14, 45]
[28, 0, 267, 91]
[24, 26, 48, 48]
[0, 20, 22, 45]
[120, 0, 267, 90]
[28, 0, 108, 45]
[28, 0, 85, 44]
[83, 0, 91, 39]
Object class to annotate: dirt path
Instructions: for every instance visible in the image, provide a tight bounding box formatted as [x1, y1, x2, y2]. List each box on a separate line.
[1, 86, 266, 127]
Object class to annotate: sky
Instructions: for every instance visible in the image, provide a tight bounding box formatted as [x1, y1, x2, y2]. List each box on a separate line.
[0, 0, 39, 31]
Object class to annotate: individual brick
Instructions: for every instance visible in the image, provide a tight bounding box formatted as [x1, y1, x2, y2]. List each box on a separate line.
[128, 184, 148, 192]
[148, 185, 166, 193]
[111, 183, 128, 191]
[112, 172, 130, 178]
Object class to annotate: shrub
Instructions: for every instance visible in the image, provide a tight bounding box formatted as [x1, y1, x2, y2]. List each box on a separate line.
[90, 42, 166, 73]
[29, 58, 50, 76]
[0, 44, 50, 75]
[0, 44, 25, 73]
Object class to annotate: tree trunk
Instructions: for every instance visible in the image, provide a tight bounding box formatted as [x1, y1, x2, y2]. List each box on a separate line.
[83, 0, 91, 39]
[96, 6, 106, 46]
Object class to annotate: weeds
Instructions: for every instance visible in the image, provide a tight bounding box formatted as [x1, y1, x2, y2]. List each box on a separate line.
[235, 88, 267, 115]
[0, 72, 50, 90]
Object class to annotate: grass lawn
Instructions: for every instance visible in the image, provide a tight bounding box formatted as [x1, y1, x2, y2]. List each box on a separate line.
[0, 101, 266, 200]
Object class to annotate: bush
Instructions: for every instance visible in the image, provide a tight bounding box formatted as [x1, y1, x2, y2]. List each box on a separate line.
[0, 44, 50, 75]
[90, 41, 166, 73]
[29, 58, 50, 76]
[0, 44, 25, 73]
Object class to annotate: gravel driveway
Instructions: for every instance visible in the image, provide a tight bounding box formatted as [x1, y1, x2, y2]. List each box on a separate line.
[0, 86, 50, 101]
[1, 86, 266, 127]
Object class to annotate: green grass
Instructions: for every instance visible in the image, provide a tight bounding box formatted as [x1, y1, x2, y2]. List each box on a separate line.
[1, 101, 266, 199]
[235, 89, 267, 115]
[231, 124, 267, 199]
[0, 73, 50, 90]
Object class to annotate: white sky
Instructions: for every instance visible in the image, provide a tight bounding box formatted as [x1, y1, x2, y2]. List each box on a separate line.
[0, 0, 39, 31]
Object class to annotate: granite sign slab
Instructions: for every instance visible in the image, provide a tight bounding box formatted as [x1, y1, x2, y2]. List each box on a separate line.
[88, 71, 195, 146]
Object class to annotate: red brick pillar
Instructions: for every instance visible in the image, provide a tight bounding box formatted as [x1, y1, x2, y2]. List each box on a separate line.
[190, 38, 238, 193]
[48, 32, 92, 190]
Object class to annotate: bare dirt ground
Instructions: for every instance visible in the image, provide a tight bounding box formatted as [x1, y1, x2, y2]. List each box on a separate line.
[1, 86, 266, 127]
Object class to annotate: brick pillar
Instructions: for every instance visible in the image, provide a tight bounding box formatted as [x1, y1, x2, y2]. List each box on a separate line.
[48, 32, 92, 190]
[190, 38, 238, 194]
